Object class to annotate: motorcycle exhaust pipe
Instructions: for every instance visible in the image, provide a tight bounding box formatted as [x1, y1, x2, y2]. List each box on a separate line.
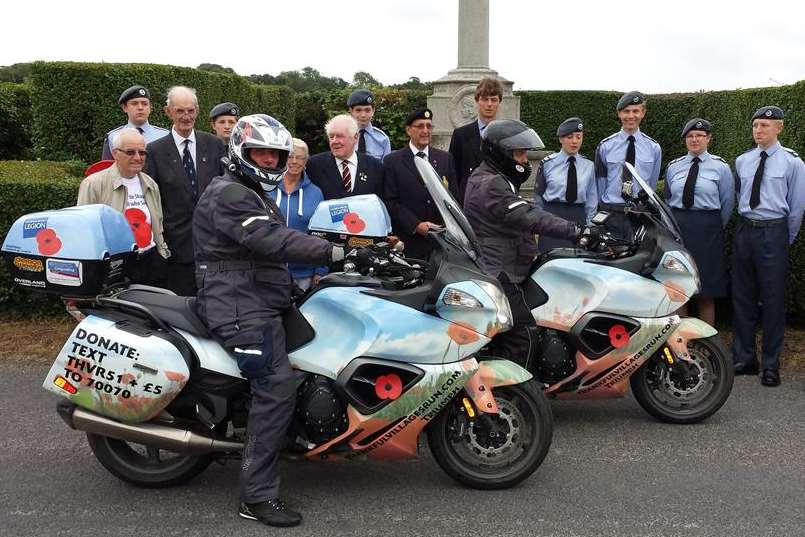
[57, 402, 243, 454]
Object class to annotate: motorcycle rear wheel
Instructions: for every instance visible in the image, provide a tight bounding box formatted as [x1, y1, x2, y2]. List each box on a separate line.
[87, 433, 213, 488]
[630, 335, 734, 424]
[427, 379, 553, 490]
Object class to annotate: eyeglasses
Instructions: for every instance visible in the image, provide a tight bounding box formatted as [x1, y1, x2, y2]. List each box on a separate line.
[685, 134, 708, 140]
[115, 149, 148, 157]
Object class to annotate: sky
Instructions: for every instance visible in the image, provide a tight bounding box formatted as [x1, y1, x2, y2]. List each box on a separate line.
[2, 0, 804, 94]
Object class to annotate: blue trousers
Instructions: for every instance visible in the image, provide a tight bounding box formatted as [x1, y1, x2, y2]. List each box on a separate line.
[731, 219, 789, 371]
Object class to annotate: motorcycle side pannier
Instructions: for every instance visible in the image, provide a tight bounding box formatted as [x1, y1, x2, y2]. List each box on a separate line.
[1, 204, 136, 296]
[308, 194, 392, 248]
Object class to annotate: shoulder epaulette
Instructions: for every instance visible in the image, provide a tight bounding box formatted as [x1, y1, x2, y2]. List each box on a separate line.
[105, 125, 125, 137]
[640, 132, 660, 145]
[737, 147, 754, 158]
[541, 152, 558, 163]
[710, 154, 727, 163]
[577, 153, 591, 161]
[597, 132, 619, 146]
[667, 155, 686, 166]
[152, 125, 170, 132]
[782, 146, 800, 158]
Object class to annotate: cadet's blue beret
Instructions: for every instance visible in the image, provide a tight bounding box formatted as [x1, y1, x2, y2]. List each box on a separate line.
[118, 85, 150, 105]
[209, 102, 240, 120]
[347, 89, 374, 108]
[405, 108, 433, 126]
[681, 118, 711, 137]
[557, 117, 584, 137]
[752, 105, 784, 121]
[616, 91, 645, 111]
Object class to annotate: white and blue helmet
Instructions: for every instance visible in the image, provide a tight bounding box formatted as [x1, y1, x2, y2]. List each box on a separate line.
[229, 114, 293, 191]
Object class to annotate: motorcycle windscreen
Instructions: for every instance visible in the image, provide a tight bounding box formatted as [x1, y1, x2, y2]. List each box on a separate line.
[43, 315, 189, 423]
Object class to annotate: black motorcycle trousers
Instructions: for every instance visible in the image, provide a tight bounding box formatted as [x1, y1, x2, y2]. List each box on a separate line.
[218, 317, 295, 502]
[489, 276, 535, 369]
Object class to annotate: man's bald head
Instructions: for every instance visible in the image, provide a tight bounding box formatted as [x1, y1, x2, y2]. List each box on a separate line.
[112, 128, 147, 177]
[165, 86, 199, 137]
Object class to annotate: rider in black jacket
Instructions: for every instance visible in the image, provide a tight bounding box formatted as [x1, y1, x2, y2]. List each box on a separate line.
[464, 119, 581, 367]
[194, 114, 344, 528]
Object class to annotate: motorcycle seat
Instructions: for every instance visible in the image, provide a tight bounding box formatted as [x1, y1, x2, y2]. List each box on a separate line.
[117, 288, 211, 338]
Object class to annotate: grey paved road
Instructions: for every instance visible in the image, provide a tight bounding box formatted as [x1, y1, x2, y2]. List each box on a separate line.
[2, 361, 803, 537]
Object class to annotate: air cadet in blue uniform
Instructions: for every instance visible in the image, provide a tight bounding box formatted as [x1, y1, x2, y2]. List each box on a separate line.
[209, 102, 240, 143]
[732, 105, 805, 387]
[347, 89, 391, 160]
[594, 91, 662, 239]
[101, 85, 169, 160]
[664, 118, 734, 326]
[535, 117, 597, 251]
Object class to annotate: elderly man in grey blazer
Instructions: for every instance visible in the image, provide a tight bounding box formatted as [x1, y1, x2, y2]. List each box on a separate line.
[79, 128, 170, 285]
[144, 86, 225, 296]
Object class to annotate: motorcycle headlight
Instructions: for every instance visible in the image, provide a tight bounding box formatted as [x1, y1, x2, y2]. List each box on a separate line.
[475, 280, 513, 330]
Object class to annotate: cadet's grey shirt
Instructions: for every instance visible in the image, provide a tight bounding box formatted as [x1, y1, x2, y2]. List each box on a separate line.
[594, 128, 662, 204]
[664, 151, 735, 226]
[735, 142, 805, 243]
[101, 121, 170, 160]
[534, 150, 597, 223]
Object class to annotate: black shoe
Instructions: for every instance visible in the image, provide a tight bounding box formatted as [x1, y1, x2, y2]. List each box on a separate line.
[239, 499, 302, 527]
[733, 362, 759, 376]
[761, 369, 781, 387]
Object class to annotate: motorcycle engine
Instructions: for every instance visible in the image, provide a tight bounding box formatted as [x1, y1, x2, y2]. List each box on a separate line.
[536, 329, 576, 383]
[295, 375, 348, 444]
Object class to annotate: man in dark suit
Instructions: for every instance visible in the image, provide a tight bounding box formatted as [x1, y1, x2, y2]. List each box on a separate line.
[383, 108, 456, 260]
[144, 86, 225, 296]
[305, 114, 384, 200]
[448, 77, 504, 206]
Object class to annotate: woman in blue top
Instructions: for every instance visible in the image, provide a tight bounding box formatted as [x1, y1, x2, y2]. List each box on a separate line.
[270, 138, 328, 290]
[664, 118, 734, 326]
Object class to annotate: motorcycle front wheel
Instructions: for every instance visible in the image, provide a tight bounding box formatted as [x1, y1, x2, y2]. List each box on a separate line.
[427, 379, 553, 490]
[87, 433, 213, 488]
[630, 335, 734, 424]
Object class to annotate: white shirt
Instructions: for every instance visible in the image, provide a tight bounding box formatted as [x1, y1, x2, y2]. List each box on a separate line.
[409, 142, 429, 159]
[335, 152, 358, 193]
[171, 128, 197, 170]
[120, 175, 155, 251]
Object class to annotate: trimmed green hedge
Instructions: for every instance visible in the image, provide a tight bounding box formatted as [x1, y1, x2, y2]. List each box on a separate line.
[0, 83, 33, 160]
[516, 81, 805, 171]
[29, 62, 295, 162]
[293, 88, 429, 154]
[0, 161, 83, 316]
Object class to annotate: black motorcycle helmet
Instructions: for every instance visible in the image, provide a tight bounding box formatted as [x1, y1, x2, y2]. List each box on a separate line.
[481, 119, 545, 187]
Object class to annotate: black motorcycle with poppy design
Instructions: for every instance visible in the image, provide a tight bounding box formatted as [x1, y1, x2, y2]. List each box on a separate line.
[503, 164, 733, 424]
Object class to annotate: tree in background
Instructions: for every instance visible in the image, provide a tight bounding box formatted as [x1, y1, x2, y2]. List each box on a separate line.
[197, 63, 237, 75]
[248, 67, 348, 93]
[0, 63, 33, 83]
[351, 71, 381, 88]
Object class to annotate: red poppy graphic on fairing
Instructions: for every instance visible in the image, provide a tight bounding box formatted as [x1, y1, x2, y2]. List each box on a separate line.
[374, 374, 403, 400]
[608, 325, 630, 348]
[124, 208, 152, 248]
[343, 212, 366, 234]
[36, 228, 63, 256]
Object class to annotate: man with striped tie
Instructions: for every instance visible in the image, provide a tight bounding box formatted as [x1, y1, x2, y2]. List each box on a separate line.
[305, 114, 384, 201]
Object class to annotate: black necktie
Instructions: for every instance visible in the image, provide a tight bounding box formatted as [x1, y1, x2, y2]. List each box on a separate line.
[416, 151, 426, 159]
[621, 135, 636, 185]
[137, 127, 144, 135]
[750, 150, 768, 209]
[358, 129, 367, 154]
[565, 155, 578, 203]
[682, 156, 700, 209]
[182, 139, 198, 198]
